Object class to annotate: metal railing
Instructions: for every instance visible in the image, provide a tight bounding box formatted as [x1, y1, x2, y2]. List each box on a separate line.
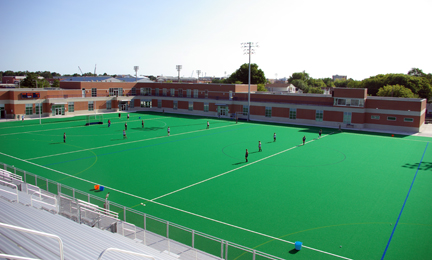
[0, 222, 64, 260]
[98, 248, 155, 260]
[0, 179, 19, 203]
[0, 162, 285, 260]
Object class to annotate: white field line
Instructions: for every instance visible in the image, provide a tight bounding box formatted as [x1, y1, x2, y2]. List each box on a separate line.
[0, 145, 351, 260]
[0, 117, 167, 137]
[341, 131, 430, 143]
[151, 135, 330, 201]
[26, 123, 239, 160]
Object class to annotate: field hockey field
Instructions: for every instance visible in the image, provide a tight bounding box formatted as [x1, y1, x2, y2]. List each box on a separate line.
[0, 111, 431, 260]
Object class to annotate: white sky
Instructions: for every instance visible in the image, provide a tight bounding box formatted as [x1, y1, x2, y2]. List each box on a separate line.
[1, 0, 431, 80]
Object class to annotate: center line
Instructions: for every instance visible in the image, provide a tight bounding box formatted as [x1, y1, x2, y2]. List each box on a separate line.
[151, 134, 332, 201]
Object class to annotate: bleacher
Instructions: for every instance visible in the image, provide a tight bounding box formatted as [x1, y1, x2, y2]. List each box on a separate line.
[0, 165, 283, 260]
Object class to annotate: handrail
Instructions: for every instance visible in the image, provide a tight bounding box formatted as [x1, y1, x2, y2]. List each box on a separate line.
[97, 248, 155, 260]
[0, 222, 64, 260]
[30, 191, 57, 208]
[0, 253, 40, 260]
[0, 169, 23, 182]
[0, 179, 19, 203]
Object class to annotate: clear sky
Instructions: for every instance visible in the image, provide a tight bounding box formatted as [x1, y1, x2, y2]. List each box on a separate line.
[1, 0, 431, 81]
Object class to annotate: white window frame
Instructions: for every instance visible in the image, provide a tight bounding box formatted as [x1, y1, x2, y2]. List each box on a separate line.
[316, 110, 323, 121]
[68, 102, 74, 112]
[204, 103, 209, 112]
[92, 88, 97, 97]
[265, 107, 272, 118]
[173, 101, 178, 110]
[193, 89, 198, 98]
[171, 88, 175, 97]
[387, 116, 396, 121]
[289, 108, 296, 119]
[371, 115, 380, 120]
[189, 102, 193, 111]
[187, 89, 191, 98]
[158, 100, 162, 108]
[88, 101, 94, 111]
[106, 100, 112, 110]
[404, 118, 414, 122]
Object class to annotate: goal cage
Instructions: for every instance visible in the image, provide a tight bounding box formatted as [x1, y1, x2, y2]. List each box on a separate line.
[85, 114, 104, 126]
[231, 111, 248, 121]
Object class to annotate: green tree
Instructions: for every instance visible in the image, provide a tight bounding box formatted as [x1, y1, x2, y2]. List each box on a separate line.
[288, 71, 310, 83]
[291, 79, 309, 92]
[227, 63, 266, 84]
[408, 68, 425, 77]
[20, 73, 38, 88]
[257, 84, 267, 91]
[52, 79, 60, 88]
[308, 87, 324, 94]
[377, 85, 417, 98]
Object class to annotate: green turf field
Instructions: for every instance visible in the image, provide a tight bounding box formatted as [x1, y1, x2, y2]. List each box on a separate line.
[0, 111, 431, 260]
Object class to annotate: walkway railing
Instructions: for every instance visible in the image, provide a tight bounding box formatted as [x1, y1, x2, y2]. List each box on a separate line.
[0, 162, 285, 260]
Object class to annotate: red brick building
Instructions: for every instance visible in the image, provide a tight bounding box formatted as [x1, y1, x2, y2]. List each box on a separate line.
[0, 82, 426, 133]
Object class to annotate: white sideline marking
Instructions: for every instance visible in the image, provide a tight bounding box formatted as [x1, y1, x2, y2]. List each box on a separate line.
[151, 134, 330, 201]
[26, 123, 239, 160]
[0, 117, 167, 137]
[0, 146, 351, 260]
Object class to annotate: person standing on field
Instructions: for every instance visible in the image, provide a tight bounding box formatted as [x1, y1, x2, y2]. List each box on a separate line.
[245, 149, 249, 162]
[273, 133, 276, 142]
[63, 133, 66, 143]
[167, 127, 170, 136]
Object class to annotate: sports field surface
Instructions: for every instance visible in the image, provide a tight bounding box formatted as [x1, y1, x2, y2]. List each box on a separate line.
[0, 111, 431, 260]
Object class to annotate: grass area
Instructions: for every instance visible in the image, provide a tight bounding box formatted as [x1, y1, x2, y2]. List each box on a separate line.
[0, 111, 431, 260]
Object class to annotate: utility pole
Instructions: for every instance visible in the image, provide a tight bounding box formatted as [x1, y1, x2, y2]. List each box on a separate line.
[241, 42, 258, 121]
[176, 65, 182, 82]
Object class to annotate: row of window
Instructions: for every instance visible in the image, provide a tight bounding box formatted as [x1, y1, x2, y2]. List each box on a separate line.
[334, 98, 365, 107]
[371, 115, 413, 122]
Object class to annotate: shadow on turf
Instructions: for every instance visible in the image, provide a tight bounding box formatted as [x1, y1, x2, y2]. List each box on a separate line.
[89, 189, 103, 192]
[402, 162, 432, 171]
[50, 142, 62, 145]
[289, 249, 299, 254]
[232, 162, 246, 165]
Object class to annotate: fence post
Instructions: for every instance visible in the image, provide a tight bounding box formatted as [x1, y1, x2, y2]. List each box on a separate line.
[225, 241, 228, 260]
[72, 188, 75, 199]
[14, 166, 16, 175]
[46, 179, 49, 191]
[167, 221, 170, 254]
[123, 206, 126, 221]
[143, 213, 146, 245]
[24, 171, 26, 183]
[57, 183, 61, 195]
[253, 250, 256, 260]
[192, 230, 197, 260]
[88, 194, 90, 203]
[221, 240, 224, 259]
[35, 175, 37, 186]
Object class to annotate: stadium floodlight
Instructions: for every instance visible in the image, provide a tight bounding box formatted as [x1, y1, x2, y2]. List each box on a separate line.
[134, 66, 139, 82]
[176, 65, 182, 82]
[196, 70, 201, 82]
[241, 42, 258, 121]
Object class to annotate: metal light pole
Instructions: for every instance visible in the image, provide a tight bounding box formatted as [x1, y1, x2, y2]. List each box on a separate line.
[241, 42, 258, 121]
[176, 65, 182, 82]
[196, 70, 201, 83]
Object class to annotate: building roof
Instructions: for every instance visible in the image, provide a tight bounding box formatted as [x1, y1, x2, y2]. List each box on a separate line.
[56, 76, 121, 82]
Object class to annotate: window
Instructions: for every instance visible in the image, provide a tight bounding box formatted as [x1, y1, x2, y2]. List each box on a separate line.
[146, 88, 152, 96]
[158, 100, 162, 108]
[265, 107, 272, 117]
[119, 88, 123, 96]
[34, 103, 41, 114]
[187, 89, 191, 98]
[131, 87, 136, 96]
[205, 90, 208, 99]
[243, 105, 248, 116]
[204, 103, 209, 112]
[109, 88, 114, 96]
[194, 89, 198, 98]
[68, 102, 74, 112]
[387, 116, 396, 121]
[173, 101, 178, 110]
[140, 88, 145, 95]
[289, 108, 296, 119]
[178, 89, 183, 97]
[371, 115, 380, 120]
[171, 88, 175, 97]
[404, 118, 414, 122]
[88, 101, 94, 111]
[343, 112, 352, 124]
[92, 88, 97, 97]
[189, 102, 193, 111]
[25, 104, 33, 115]
[163, 88, 167, 96]
[351, 99, 359, 106]
[337, 99, 346, 106]
[155, 88, 159, 96]
[140, 100, 152, 108]
[106, 101, 112, 110]
[316, 110, 323, 121]
[129, 100, 134, 108]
